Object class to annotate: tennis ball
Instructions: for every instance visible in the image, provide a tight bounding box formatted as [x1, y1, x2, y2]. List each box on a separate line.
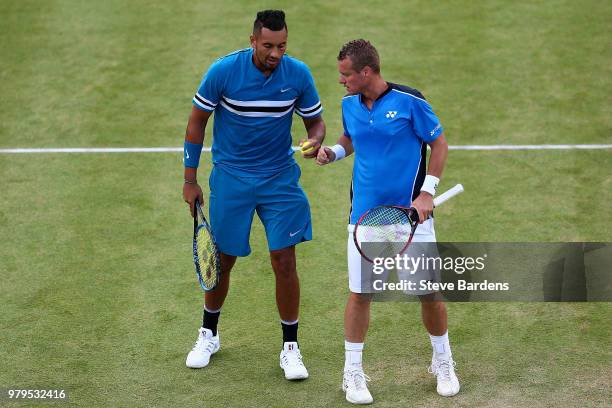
[301, 141, 316, 155]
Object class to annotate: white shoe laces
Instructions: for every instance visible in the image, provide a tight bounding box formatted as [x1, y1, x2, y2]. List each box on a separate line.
[346, 369, 371, 391]
[193, 331, 216, 354]
[428, 358, 457, 382]
[282, 349, 304, 367]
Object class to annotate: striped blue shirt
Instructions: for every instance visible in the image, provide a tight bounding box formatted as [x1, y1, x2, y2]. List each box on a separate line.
[193, 48, 323, 176]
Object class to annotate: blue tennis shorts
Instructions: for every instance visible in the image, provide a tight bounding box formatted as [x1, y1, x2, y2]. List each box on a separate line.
[208, 164, 312, 256]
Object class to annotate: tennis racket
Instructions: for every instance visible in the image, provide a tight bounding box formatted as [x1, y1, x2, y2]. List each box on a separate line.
[193, 200, 221, 291]
[353, 184, 464, 263]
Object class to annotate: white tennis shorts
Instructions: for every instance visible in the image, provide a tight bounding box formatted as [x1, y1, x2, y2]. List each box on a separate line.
[347, 218, 440, 295]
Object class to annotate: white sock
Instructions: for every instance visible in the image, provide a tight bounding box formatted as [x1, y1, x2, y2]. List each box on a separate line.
[344, 341, 364, 371]
[429, 331, 452, 360]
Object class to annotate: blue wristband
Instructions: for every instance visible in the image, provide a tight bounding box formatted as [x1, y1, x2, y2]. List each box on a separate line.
[184, 141, 203, 168]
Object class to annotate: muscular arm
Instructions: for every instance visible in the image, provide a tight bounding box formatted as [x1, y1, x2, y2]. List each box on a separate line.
[303, 115, 325, 144]
[300, 115, 326, 158]
[411, 132, 449, 222]
[335, 134, 354, 157]
[183, 106, 213, 215]
[424, 132, 448, 179]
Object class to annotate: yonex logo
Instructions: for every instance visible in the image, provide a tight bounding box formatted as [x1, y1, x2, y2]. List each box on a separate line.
[430, 123, 441, 136]
[385, 111, 397, 119]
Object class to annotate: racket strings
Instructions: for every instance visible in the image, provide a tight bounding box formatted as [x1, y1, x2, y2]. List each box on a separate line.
[355, 207, 416, 261]
[357, 208, 413, 243]
[195, 228, 220, 286]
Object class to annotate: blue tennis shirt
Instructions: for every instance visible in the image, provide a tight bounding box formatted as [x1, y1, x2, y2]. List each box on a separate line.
[192, 48, 323, 176]
[342, 83, 444, 224]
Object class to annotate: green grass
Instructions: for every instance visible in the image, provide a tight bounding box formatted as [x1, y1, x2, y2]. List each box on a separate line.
[1, 0, 611, 407]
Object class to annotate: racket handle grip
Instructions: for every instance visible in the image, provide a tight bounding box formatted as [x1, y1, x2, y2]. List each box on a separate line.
[433, 184, 464, 207]
[408, 208, 420, 224]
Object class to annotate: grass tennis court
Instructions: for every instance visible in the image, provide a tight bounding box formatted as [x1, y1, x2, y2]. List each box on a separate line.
[1, 1, 610, 406]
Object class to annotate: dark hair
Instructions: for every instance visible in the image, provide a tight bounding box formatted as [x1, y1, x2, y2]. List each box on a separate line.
[253, 10, 287, 33]
[337, 39, 380, 73]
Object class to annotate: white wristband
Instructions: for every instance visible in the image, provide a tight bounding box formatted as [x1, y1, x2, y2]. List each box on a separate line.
[330, 144, 346, 162]
[420, 175, 440, 196]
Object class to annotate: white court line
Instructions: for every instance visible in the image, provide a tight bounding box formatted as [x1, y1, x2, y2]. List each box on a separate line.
[448, 144, 612, 150]
[0, 145, 611, 154]
[0, 147, 186, 153]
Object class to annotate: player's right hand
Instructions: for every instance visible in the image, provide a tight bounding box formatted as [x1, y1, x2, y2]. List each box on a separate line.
[299, 139, 321, 159]
[410, 192, 434, 224]
[316, 146, 335, 166]
[183, 182, 204, 217]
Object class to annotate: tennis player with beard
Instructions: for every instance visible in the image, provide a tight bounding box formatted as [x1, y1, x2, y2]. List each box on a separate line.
[182, 10, 325, 381]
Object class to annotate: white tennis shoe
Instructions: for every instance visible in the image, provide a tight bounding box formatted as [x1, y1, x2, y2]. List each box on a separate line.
[186, 327, 220, 368]
[429, 355, 460, 397]
[342, 368, 373, 404]
[279, 342, 309, 380]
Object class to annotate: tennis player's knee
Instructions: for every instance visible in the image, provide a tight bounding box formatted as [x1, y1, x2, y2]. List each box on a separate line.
[219, 253, 237, 274]
[270, 247, 297, 277]
[349, 292, 373, 305]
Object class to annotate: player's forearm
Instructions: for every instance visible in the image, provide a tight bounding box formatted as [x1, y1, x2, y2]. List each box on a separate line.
[185, 106, 212, 144]
[337, 134, 354, 156]
[184, 167, 198, 183]
[185, 116, 206, 145]
[304, 116, 326, 144]
[426, 133, 448, 178]
[184, 108, 211, 182]
[184, 126, 203, 182]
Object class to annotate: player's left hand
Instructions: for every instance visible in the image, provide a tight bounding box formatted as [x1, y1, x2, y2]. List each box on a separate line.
[411, 192, 434, 224]
[298, 139, 321, 159]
